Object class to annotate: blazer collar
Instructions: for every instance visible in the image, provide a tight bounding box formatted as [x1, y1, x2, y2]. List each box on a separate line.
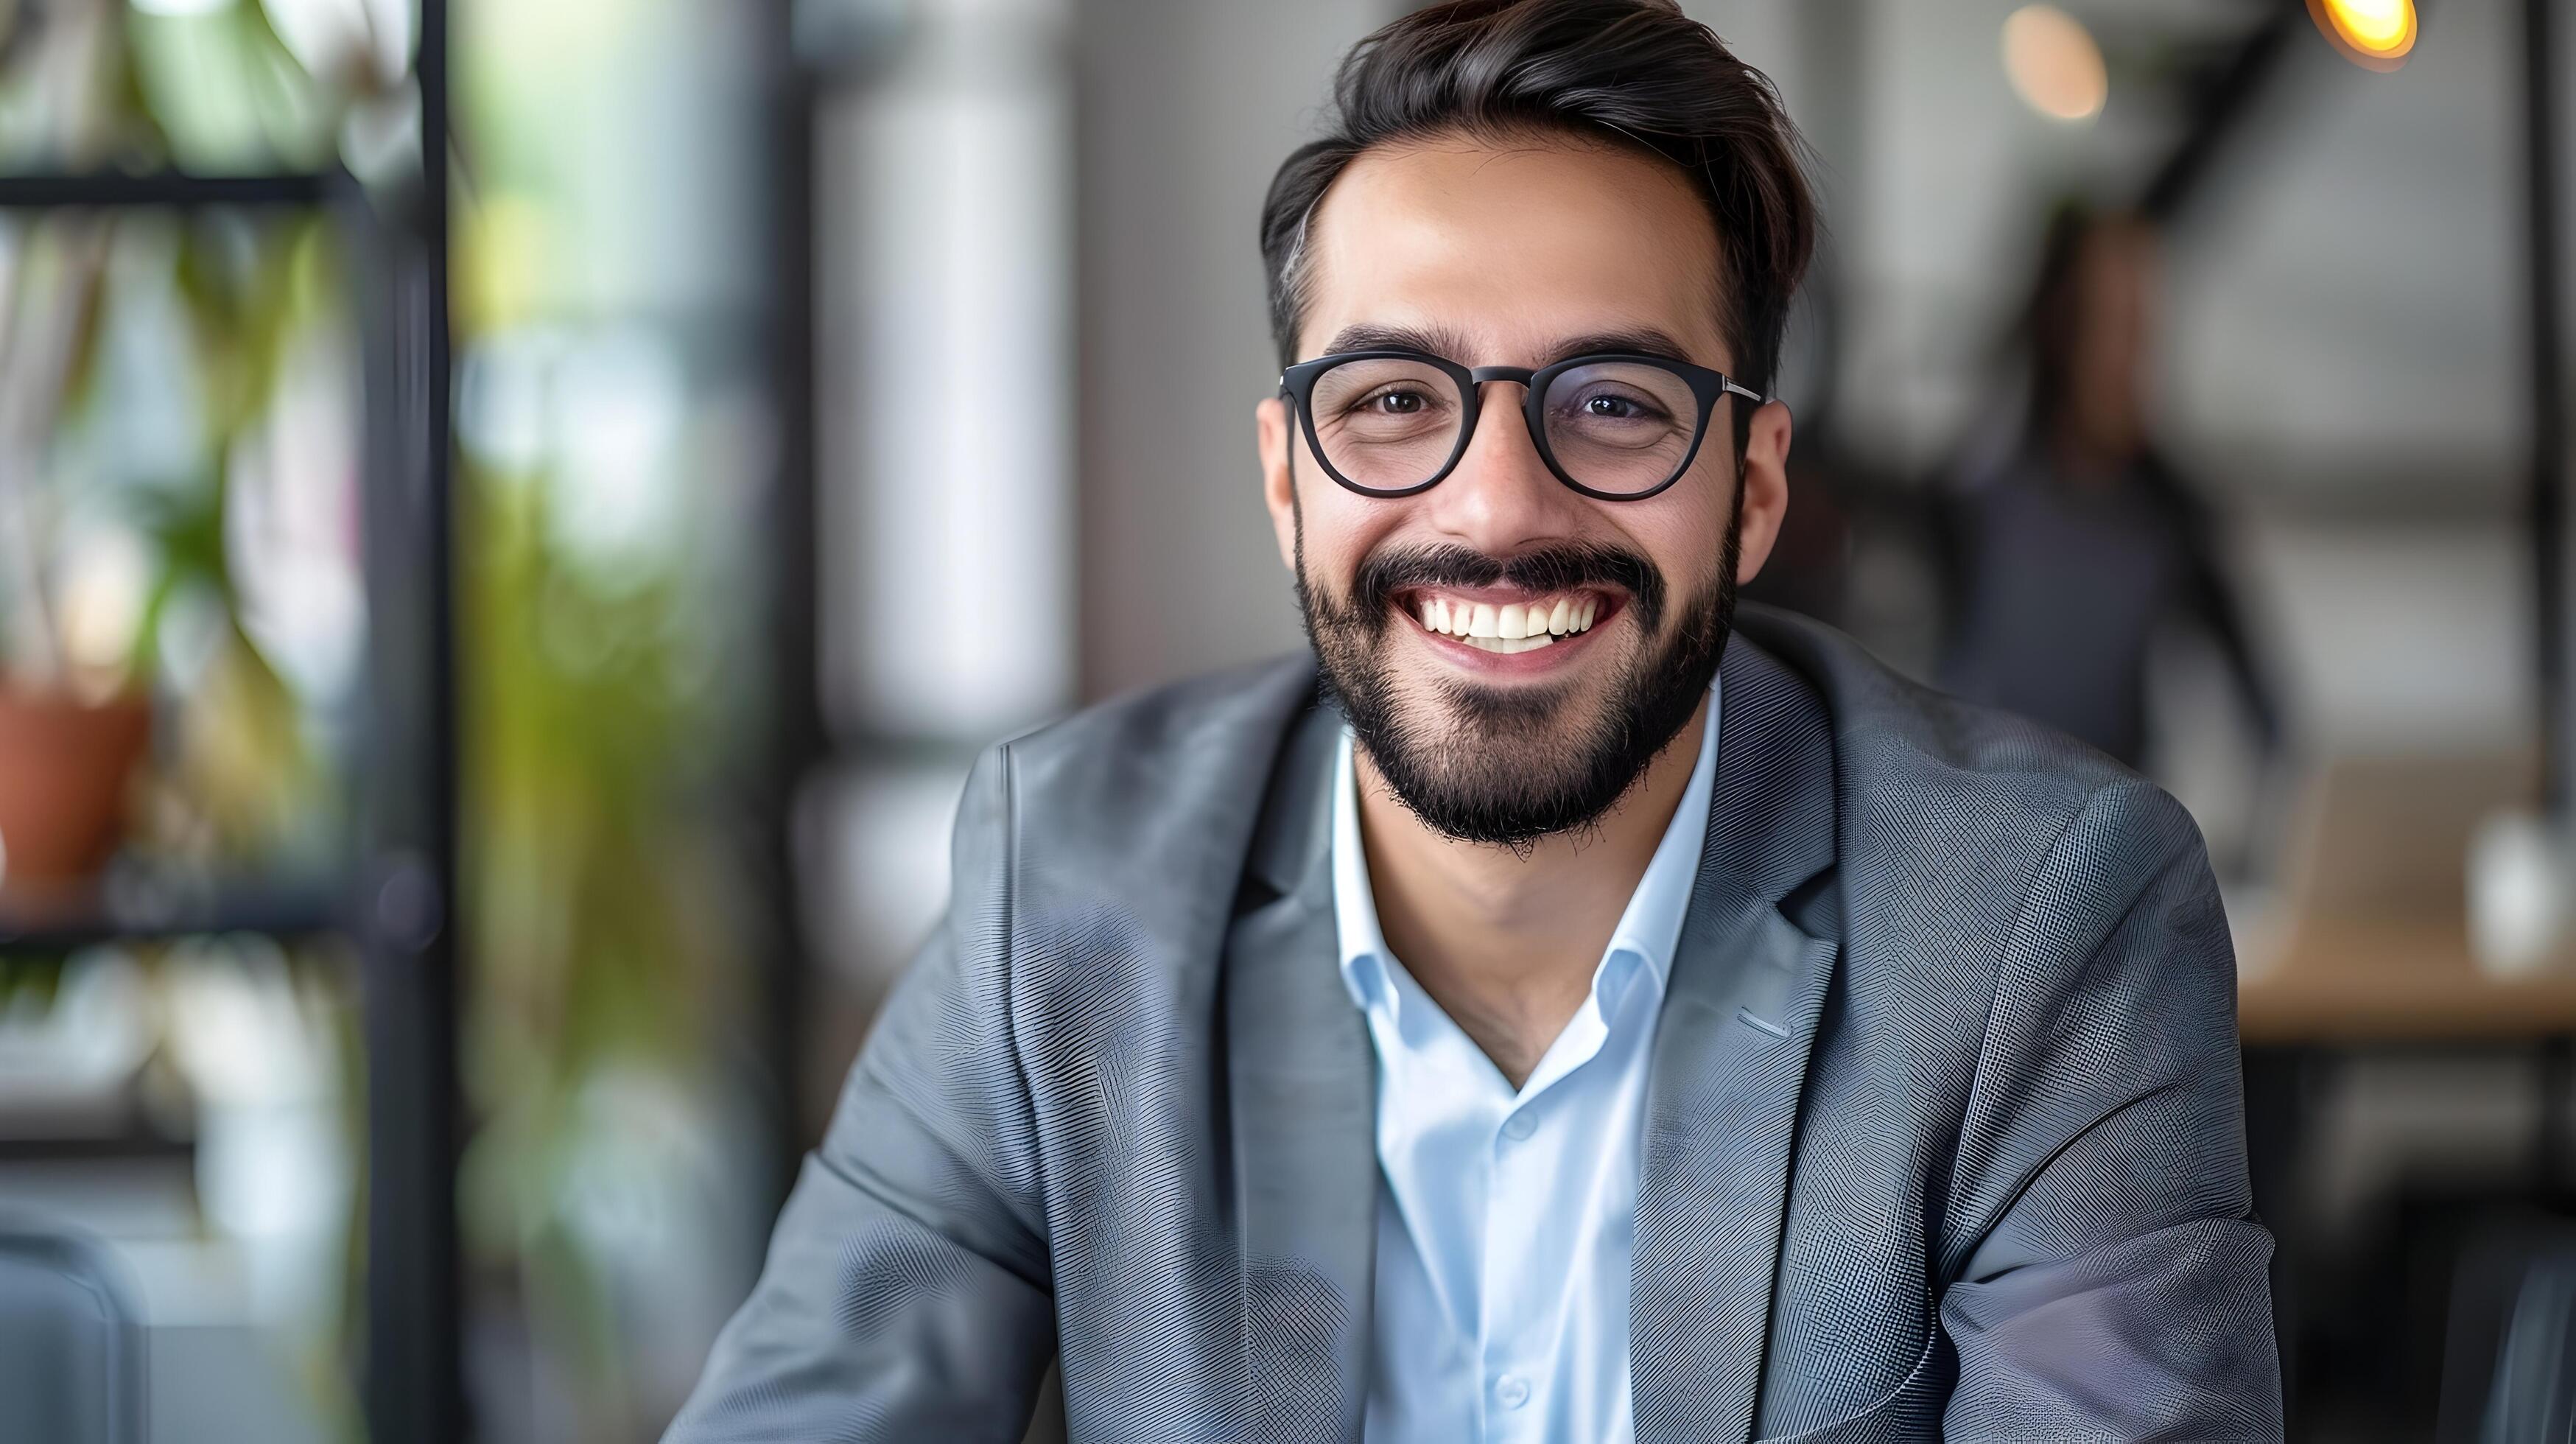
[1632, 636, 1842, 1444]
[1224, 696, 1376, 1443]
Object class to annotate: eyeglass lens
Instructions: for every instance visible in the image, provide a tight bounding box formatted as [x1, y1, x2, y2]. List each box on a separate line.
[1306, 357, 1702, 494]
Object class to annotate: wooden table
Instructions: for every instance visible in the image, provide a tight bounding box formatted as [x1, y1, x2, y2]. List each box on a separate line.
[2239, 914, 2576, 1044]
[2233, 749, 2576, 1045]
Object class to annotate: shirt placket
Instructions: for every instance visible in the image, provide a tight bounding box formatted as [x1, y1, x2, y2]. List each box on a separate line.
[1478, 1092, 1548, 1442]
[1474, 990, 1612, 1442]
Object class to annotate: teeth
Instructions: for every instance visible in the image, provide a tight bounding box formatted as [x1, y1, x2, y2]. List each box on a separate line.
[1411, 593, 1601, 642]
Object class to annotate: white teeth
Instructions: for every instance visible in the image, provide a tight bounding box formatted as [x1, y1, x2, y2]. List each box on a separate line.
[1412, 593, 1601, 642]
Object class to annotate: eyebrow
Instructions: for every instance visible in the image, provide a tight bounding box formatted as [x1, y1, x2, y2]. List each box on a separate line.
[1308, 322, 1705, 368]
[1543, 328, 1698, 366]
[1313, 321, 1478, 360]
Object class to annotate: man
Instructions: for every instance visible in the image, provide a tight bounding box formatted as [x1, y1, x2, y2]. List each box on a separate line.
[670, 2, 2280, 1440]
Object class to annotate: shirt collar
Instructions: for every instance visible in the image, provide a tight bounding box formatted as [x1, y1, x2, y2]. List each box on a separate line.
[1605, 667, 1723, 1002]
[1332, 729, 1399, 1017]
[1332, 671, 1724, 1023]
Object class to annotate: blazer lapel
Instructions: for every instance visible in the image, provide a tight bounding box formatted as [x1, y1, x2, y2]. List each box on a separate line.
[1224, 700, 1375, 1444]
[1632, 639, 1842, 1444]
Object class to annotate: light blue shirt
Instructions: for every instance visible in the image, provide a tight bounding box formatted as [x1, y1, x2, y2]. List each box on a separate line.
[1331, 676, 1721, 1444]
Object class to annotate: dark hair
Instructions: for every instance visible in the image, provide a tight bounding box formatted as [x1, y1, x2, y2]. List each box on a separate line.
[1259, 0, 1817, 396]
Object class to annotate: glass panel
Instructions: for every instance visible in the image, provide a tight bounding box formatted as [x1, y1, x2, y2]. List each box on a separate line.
[0, 208, 362, 900]
[456, 0, 776, 1434]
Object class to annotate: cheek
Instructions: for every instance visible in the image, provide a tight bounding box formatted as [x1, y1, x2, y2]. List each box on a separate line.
[1299, 488, 1408, 587]
[1619, 492, 1730, 592]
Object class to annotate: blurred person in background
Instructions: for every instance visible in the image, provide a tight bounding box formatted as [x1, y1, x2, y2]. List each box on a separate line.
[668, 3, 2278, 1440]
[1936, 204, 2283, 774]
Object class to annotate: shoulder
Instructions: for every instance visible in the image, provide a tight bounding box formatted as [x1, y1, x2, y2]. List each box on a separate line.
[941, 654, 1321, 976]
[976, 653, 1319, 818]
[1733, 605, 2205, 944]
[1736, 603, 2168, 827]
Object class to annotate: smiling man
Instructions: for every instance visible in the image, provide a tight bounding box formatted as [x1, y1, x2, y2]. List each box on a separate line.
[669, 3, 2280, 1441]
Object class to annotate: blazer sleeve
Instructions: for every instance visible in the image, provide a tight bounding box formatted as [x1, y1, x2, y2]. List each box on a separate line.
[1938, 781, 2283, 1441]
[664, 746, 1058, 1443]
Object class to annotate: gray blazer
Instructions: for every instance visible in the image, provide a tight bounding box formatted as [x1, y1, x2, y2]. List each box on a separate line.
[667, 606, 2280, 1443]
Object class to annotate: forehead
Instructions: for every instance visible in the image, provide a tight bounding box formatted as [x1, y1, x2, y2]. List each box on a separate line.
[1297, 132, 1730, 367]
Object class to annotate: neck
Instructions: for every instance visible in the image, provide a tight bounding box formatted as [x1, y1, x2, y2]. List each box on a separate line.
[1354, 690, 1710, 1085]
[2049, 418, 2141, 483]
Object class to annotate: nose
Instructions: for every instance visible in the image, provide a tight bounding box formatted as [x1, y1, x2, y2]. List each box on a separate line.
[1418, 380, 1572, 554]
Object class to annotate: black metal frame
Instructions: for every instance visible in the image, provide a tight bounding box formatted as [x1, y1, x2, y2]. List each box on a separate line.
[2141, 7, 2298, 223]
[1279, 348, 1758, 501]
[758, 0, 821, 1218]
[2521, 0, 2567, 820]
[0, 6, 460, 1443]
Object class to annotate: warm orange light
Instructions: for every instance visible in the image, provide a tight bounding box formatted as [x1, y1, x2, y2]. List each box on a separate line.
[2309, 0, 2418, 70]
[2001, 6, 2108, 125]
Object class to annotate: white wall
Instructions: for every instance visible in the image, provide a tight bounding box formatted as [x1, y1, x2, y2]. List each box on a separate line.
[1073, 0, 1398, 700]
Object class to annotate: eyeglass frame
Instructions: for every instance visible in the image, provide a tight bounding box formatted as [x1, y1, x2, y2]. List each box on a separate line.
[1277, 347, 1766, 502]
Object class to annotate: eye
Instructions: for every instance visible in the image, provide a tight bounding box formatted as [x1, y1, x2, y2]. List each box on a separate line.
[1562, 385, 1676, 423]
[1360, 388, 1431, 416]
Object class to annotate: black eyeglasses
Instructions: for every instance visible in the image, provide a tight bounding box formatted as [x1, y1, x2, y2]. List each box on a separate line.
[1278, 348, 1762, 502]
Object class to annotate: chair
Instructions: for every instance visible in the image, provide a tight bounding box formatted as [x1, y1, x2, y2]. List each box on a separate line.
[0, 1214, 147, 1444]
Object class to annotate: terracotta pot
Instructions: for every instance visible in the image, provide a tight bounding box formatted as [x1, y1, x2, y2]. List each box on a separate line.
[0, 687, 152, 891]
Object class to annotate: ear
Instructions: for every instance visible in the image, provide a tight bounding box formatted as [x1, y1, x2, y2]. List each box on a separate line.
[1257, 394, 1298, 572]
[1730, 399, 1794, 585]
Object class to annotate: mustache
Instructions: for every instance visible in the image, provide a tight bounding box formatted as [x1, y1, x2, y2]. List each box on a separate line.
[1352, 542, 1667, 634]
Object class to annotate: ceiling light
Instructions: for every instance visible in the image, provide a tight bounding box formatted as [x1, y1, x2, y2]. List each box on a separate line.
[2002, 6, 2109, 125]
[2309, 0, 2418, 70]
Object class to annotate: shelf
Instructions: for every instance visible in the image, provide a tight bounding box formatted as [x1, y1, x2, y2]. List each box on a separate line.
[0, 170, 351, 211]
[0, 1131, 194, 1166]
[0, 875, 350, 953]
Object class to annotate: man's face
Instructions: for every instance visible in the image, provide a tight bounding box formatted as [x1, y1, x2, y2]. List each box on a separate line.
[1255, 133, 1793, 847]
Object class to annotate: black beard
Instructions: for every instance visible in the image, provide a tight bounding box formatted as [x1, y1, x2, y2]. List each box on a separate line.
[1294, 505, 1740, 851]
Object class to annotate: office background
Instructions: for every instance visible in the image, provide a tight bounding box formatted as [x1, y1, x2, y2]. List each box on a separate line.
[0, 0, 2559, 1439]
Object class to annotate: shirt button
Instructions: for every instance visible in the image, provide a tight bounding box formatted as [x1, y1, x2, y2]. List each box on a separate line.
[1501, 1113, 1537, 1142]
[1495, 1373, 1531, 1409]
